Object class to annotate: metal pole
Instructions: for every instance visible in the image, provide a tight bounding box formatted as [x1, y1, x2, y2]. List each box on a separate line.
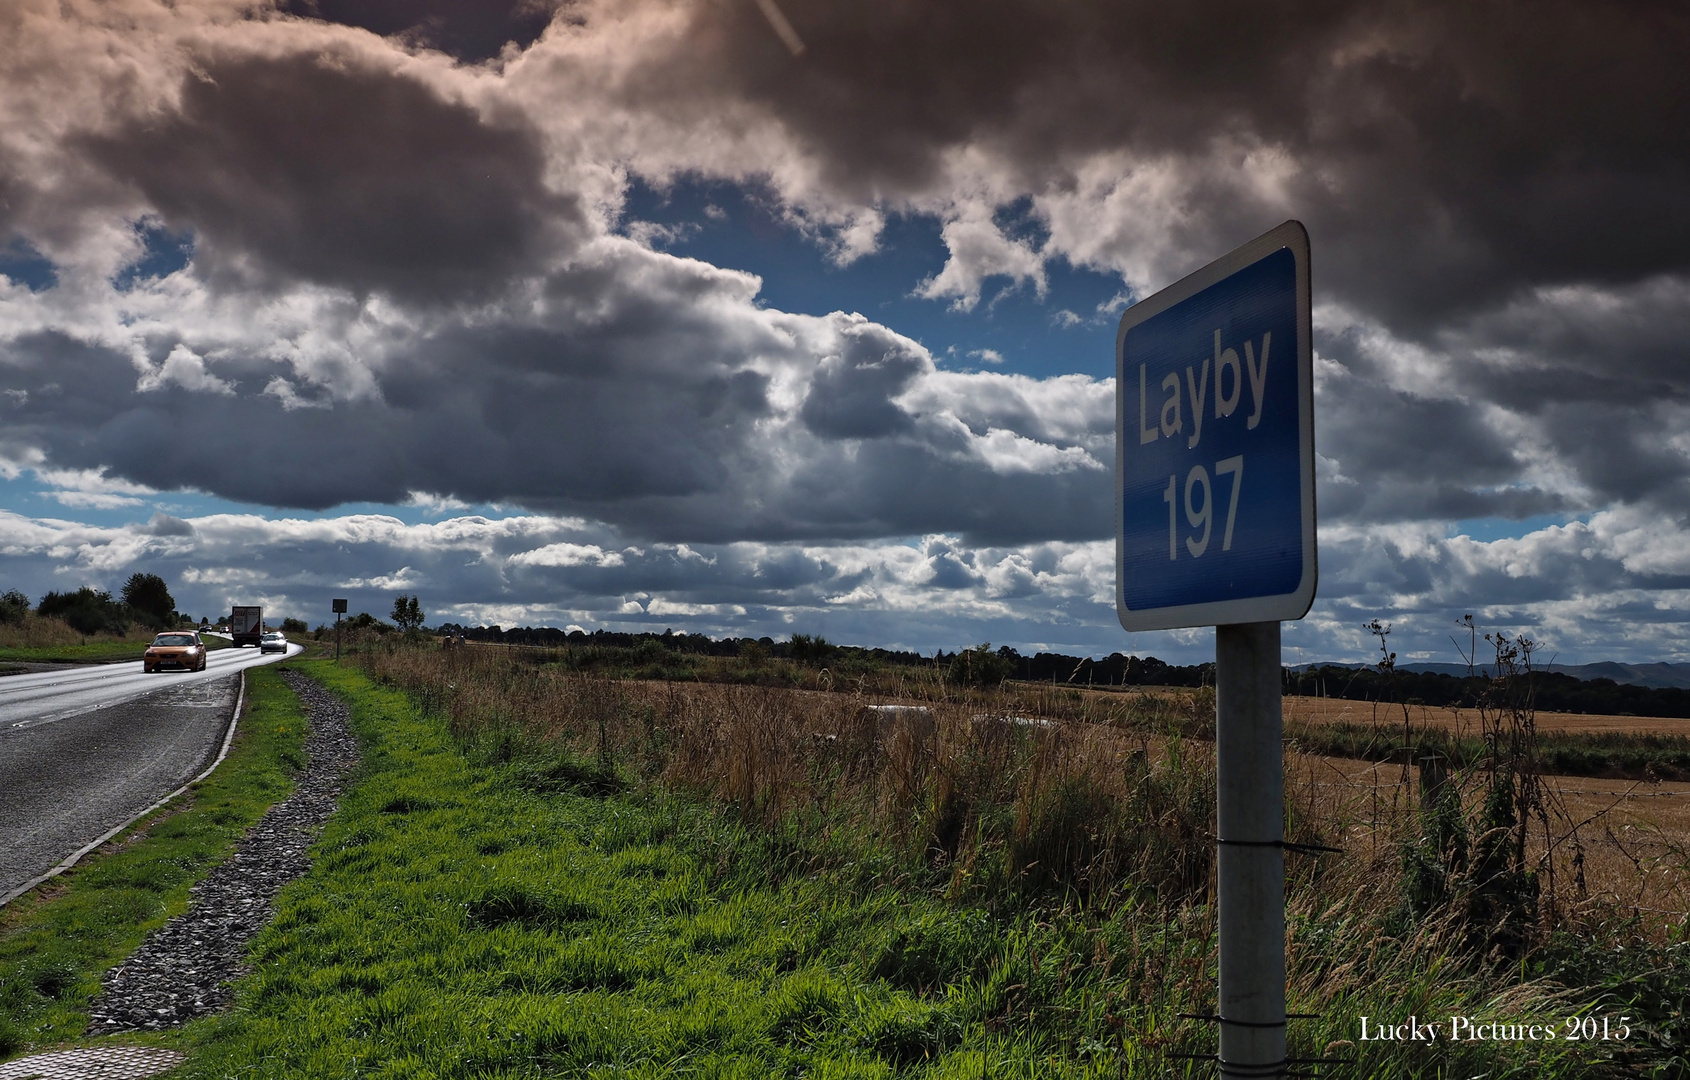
[1215, 620, 1286, 1078]
[336, 612, 342, 663]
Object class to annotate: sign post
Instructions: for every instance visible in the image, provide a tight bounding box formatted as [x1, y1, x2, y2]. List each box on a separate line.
[332, 598, 347, 662]
[1116, 220, 1315, 1078]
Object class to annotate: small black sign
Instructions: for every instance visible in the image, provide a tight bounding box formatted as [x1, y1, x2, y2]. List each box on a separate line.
[332, 598, 348, 613]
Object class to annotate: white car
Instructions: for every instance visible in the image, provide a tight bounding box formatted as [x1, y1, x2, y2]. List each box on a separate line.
[260, 631, 288, 654]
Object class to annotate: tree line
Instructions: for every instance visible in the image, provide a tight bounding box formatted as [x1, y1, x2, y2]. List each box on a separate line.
[0, 574, 185, 635]
[431, 623, 934, 667]
[1290, 663, 1690, 720]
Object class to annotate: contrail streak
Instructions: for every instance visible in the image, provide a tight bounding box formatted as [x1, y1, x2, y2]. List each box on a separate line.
[754, 0, 806, 56]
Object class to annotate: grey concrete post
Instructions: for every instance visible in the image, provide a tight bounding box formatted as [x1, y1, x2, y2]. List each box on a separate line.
[1215, 620, 1286, 1077]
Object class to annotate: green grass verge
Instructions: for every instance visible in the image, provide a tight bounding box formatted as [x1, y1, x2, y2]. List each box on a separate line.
[0, 665, 307, 1059]
[167, 663, 1624, 1079]
[0, 640, 154, 664]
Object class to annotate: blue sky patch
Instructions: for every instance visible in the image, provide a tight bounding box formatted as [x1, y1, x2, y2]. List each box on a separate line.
[112, 220, 194, 292]
[0, 238, 58, 292]
[1449, 514, 1581, 543]
[619, 175, 1125, 381]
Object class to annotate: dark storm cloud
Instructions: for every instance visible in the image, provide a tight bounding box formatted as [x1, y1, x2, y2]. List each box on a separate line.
[1309, 275, 1690, 517]
[81, 47, 580, 304]
[0, 332, 386, 508]
[1322, 481, 1568, 527]
[1322, 380, 1519, 485]
[613, 0, 1690, 331]
[1530, 400, 1690, 508]
[799, 322, 924, 438]
[0, 244, 1110, 545]
[145, 513, 195, 537]
[766, 435, 1109, 545]
[1442, 279, 1690, 406]
[393, 301, 1109, 545]
[1312, 352, 1572, 523]
[671, 0, 1340, 193]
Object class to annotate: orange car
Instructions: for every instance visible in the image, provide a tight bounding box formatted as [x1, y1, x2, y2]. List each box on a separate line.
[144, 631, 208, 673]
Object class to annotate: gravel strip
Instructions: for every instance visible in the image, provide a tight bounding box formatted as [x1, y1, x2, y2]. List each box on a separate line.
[87, 670, 359, 1033]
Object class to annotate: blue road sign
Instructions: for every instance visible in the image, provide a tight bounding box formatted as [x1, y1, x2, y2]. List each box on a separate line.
[1116, 221, 1315, 631]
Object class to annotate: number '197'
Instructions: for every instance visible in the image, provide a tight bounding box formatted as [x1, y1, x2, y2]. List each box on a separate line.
[1161, 456, 1243, 560]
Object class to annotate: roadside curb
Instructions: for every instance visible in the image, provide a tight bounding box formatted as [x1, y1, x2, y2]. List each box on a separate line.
[0, 670, 248, 909]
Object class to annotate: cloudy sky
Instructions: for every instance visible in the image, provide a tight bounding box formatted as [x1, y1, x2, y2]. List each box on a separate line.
[1, 0, 1687, 665]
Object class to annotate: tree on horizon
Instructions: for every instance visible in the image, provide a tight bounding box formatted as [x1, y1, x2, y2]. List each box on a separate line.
[392, 595, 425, 633]
[121, 573, 177, 628]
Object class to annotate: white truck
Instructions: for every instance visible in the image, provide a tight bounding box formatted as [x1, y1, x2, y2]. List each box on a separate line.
[230, 605, 263, 648]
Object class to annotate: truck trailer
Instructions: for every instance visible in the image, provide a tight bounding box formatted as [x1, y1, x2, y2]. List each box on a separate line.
[229, 606, 263, 648]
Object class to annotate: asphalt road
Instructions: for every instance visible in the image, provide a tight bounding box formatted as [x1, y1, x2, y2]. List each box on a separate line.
[0, 642, 302, 903]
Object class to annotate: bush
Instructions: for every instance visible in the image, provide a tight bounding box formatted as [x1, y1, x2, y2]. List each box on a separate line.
[36, 587, 128, 636]
[0, 590, 28, 625]
[281, 617, 308, 634]
[945, 643, 1013, 687]
[788, 633, 835, 666]
[349, 612, 393, 634]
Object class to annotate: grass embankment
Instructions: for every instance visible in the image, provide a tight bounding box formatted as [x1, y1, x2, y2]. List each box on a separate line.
[174, 649, 1675, 1079]
[0, 666, 306, 1059]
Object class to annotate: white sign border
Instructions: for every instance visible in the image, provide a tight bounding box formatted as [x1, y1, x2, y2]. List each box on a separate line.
[1115, 219, 1316, 632]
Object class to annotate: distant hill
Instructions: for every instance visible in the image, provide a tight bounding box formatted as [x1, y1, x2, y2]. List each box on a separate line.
[1532, 661, 1690, 689]
[1295, 660, 1690, 690]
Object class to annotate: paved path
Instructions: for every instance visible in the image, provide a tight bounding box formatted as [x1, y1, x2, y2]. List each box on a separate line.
[0, 644, 299, 903]
[0, 641, 296, 733]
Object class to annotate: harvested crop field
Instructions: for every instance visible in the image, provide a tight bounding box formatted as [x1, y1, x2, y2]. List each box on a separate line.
[1291, 751, 1690, 916]
[1283, 693, 1690, 736]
